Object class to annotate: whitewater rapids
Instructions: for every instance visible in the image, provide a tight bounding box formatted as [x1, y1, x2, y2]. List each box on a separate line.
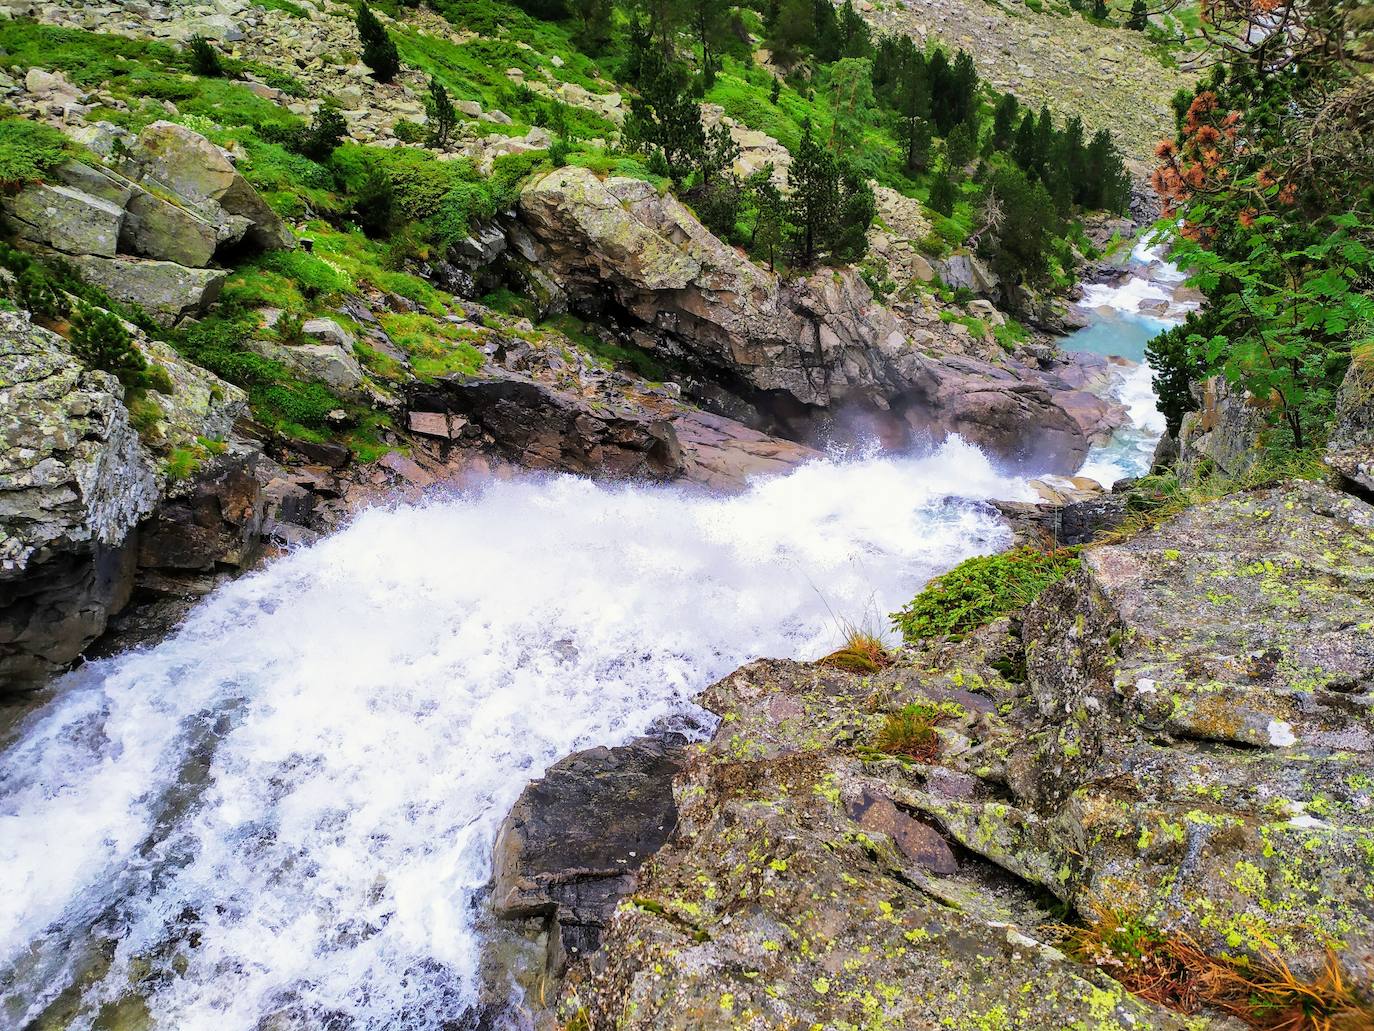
[0, 438, 1034, 1030]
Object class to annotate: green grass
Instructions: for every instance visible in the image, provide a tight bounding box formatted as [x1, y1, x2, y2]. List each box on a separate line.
[0, 117, 73, 187]
[250, 0, 309, 16]
[892, 546, 1082, 643]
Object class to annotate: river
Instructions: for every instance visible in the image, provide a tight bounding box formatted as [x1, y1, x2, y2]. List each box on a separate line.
[0, 246, 1188, 1030]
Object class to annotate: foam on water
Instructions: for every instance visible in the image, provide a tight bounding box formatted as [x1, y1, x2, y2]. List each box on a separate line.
[0, 438, 1030, 1030]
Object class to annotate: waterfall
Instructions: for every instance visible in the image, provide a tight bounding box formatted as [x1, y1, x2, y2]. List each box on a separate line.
[1, 438, 1033, 1030]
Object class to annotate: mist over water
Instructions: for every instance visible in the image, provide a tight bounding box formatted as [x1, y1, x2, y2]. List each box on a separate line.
[0, 439, 1032, 1030]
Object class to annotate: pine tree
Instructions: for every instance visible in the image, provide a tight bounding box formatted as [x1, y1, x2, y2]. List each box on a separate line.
[69, 303, 147, 385]
[827, 57, 874, 157]
[770, 77, 781, 104]
[927, 49, 953, 134]
[833, 165, 875, 261]
[747, 166, 786, 270]
[187, 35, 224, 77]
[298, 108, 348, 162]
[572, 0, 613, 50]
[991, 93, 1019, 151]
[945, 120, 976, 172]
[787, 119, 840, 266]
[356, 3, 400, 83]
[928, 168, 957, 216]
[1012, 111, 1037, 171]
[689, 0, 730, 88]
[625, 62, 704, 179]
[425, 75, 456, 149]
[948, 51, 979, 130]
[811, 0, 841, 61]
[1033, 105, 1055, 173]
[622, 15, 653, 84]
[767, 0, 817, 67]
[900, 114, 933, 172]
[980, 167, 1059, 290]
[837, 0, 872, 58]
[1091, 0, 1109, 19]
[1127, 0, 1149, 29]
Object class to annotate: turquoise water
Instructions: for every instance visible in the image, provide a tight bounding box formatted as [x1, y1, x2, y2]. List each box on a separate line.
[1059, 307, 1171, 363]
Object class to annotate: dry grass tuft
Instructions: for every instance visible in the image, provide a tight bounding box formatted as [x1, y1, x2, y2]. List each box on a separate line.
[1057, 909, 1374, 1030]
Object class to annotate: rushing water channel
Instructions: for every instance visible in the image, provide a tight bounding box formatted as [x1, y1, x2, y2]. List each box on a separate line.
[0, 245, 1187, 1030]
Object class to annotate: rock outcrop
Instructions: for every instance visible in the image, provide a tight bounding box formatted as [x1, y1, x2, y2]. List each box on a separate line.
[1176, 375, 1267, 483]
[0, 310, 249, 687]
[409, 375, 687, 481]
[515, 167, 1099, 472]
[0, 122, 291, 324]
[1327, 355, 1374, 497]
[515, 478, 1374, 1028]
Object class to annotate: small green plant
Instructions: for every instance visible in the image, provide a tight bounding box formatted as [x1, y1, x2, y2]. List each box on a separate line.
[393, 119, 427, 144]
[821, 623, 892, 674]
[69, 302, 147, 385]
[874, 703, 939, 761]
[892, 546, 1081, 644]
[274, 310, 306, 344]
[126, 392, 164, 435]
[187, 34, 224, 77]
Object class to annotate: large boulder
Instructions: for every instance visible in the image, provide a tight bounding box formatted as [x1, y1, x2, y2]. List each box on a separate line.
[515, 167, 1093, 470]
[493, 736, 689, 974]
[0, 310, 247, 689]
[124, 121, 293, 252]
[68, 254, 227, 326]
[0, 313, 157, 686]
[1327, 355, 1374, 496]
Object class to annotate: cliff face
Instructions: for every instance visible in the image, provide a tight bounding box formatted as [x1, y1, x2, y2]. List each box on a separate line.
[494, 477, 1374, 1029]
[514, 166, 1120, 473]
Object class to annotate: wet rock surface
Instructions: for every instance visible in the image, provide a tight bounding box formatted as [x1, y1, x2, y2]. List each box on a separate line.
[492, 736, 690, 976]
[519, 479, 1374, 1028]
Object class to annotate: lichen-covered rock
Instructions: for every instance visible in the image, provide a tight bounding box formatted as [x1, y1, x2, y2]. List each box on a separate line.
[124, 120, 293, 252]
[1176, 375, 1266, 483]
[1327, 355, 1374, 495]
[544, 481, 1374, 1027]
[0, 313, 156, 685]
[1, 182, 125, 257]
[563, 657, 1191, 1031]
[918, 482, 1374, 985]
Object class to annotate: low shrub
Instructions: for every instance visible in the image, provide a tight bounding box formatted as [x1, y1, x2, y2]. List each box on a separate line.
[0, 118, 72, 188]
[187, 34, 224, 77]
[69, 302, 147, 385]
[892, 546, 1081, 644]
